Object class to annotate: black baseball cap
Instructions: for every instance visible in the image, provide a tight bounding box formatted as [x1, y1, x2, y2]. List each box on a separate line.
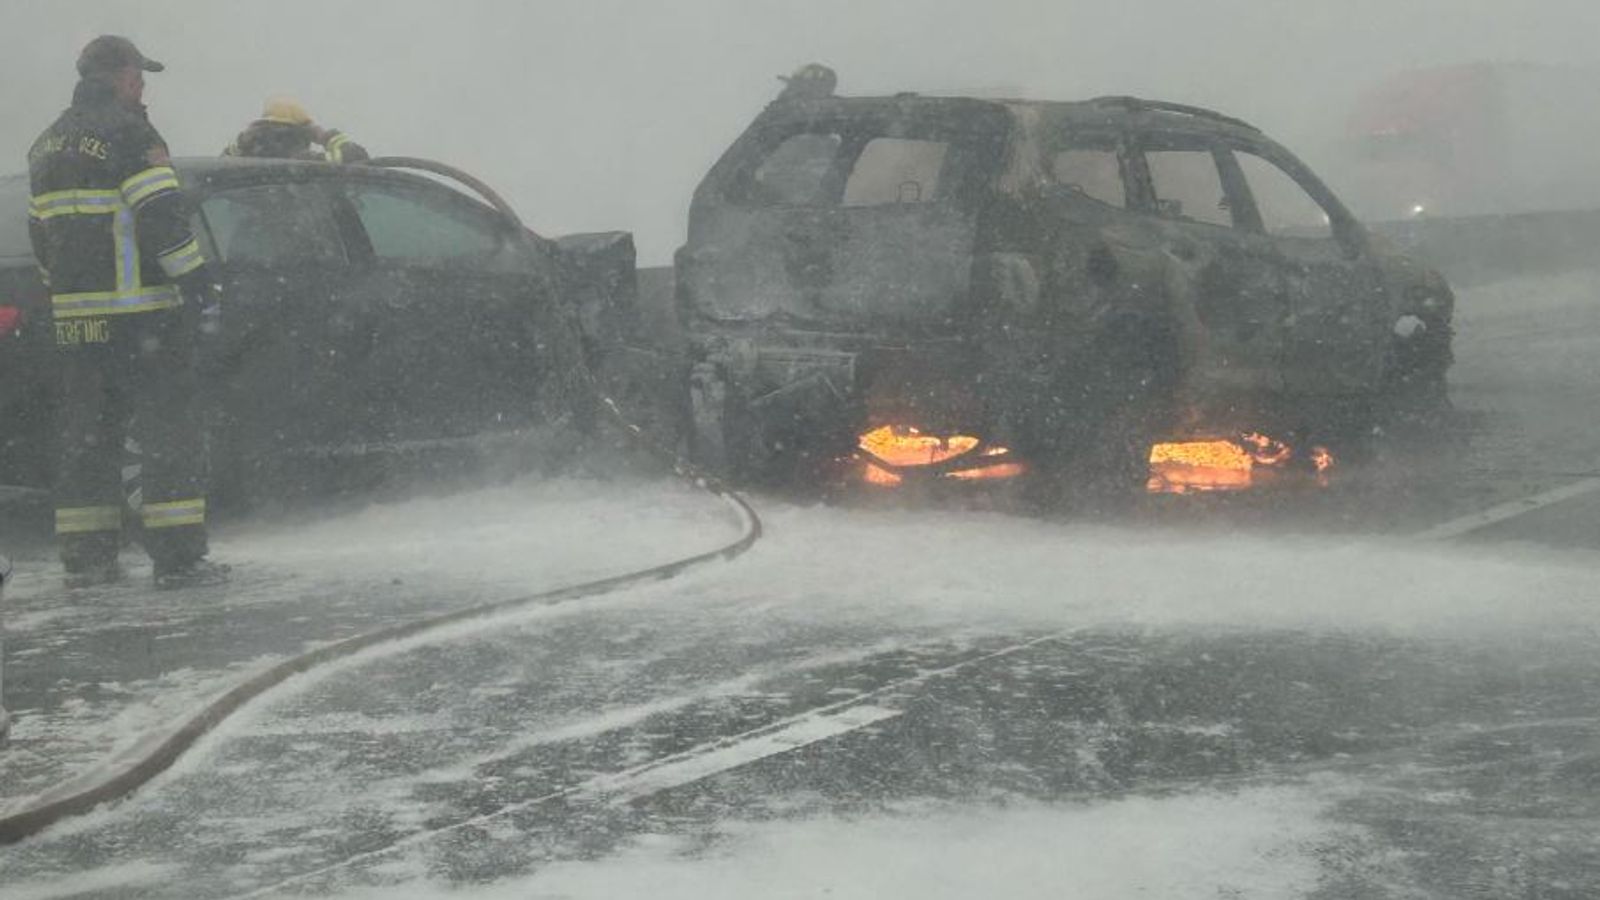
[77, 35, 165, 77]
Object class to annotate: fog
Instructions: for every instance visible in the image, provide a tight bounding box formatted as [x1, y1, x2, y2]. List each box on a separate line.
[9, 3, 1600, 894]
[7, 0, 1600, 260]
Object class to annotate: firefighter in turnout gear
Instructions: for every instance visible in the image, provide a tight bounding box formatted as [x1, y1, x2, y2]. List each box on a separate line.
[27, 36, 224, 587]
[776, 63, 838, 101]
[222, 97, 369, 163]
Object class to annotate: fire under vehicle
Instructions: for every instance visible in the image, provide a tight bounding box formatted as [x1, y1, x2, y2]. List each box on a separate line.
[674, 70, 1456, 495]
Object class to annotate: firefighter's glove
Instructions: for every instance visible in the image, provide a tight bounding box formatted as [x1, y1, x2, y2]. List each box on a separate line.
[178, 273, 223, 337]
[198, 295, 223, 338]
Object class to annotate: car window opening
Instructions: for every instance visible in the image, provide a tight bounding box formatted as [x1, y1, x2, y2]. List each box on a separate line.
[1235, 150, 1336, 240]
[200, 184, 346, 266]
[1145, 148, 1233, 228]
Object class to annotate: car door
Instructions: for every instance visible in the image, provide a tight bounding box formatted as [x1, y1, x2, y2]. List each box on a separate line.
[326, 176, 558, 445]
[194, 179, 356, 457]
[1134, 133, 1291, 395]
[1226, 146, 1391, 395]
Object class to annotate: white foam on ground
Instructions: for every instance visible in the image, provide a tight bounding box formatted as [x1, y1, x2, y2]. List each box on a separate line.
[6, 272, 1600, 895]
[218, 474, 734, 594]
[684, 504, 1600, 644]
[0, 659, 278, 816]
[346, 786, 1344, 900]
[0, 475, 745, 814]
[2, 862, 176, 900]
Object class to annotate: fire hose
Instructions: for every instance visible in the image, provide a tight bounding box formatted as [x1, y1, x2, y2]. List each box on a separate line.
[0, 160, 762, 846]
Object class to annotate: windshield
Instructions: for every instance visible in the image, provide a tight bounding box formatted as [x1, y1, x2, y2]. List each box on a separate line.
[5, 5, 1600, 900]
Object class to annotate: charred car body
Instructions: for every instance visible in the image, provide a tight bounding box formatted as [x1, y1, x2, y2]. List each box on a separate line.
[676, 81, 1455, 491]
[0, 160, 633, 502]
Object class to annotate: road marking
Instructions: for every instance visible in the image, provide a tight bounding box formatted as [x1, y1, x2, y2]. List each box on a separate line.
[1414, 477, 1600, 542]
[230, 633, 1062, 898]
[584, 704, 903, 803]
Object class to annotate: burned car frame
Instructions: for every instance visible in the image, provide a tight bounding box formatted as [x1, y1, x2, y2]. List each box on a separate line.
[674, 85, 1455, 493]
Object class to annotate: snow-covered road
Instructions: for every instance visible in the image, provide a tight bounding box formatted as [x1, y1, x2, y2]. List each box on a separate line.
[3, 269, 1600, 898]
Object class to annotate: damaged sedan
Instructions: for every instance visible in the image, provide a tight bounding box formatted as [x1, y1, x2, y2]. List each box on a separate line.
[675, 72, 1455, 496]
[0, 159, 634, 504]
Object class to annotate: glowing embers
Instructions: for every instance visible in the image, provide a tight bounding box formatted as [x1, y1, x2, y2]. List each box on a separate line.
[857, 425, 1025, 487]
[1146, 432, 1334, 494]
[859, 426, 979, 467]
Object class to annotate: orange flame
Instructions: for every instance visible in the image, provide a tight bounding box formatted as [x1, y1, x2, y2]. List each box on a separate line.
[1240, 432, 1292, 466]
[1311, 446, 1335, 475]
[857, 425, 1024, 486]
[858, 426, 979, 467]
[863, 463, 903, 487]
[1147, 433, 1333, 494]
[1147, 439, 1257, 493]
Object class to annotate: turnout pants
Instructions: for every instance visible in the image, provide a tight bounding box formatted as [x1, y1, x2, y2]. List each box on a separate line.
[53, 307, 207, 571]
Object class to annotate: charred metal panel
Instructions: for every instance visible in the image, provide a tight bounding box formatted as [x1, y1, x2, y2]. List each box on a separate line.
[674, 86, 1457, 482]
[682, 204, 976, 335]
[555, 230, 639, 354]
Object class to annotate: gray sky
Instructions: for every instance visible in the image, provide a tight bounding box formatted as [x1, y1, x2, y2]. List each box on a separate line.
[5, 0, 1600, 261]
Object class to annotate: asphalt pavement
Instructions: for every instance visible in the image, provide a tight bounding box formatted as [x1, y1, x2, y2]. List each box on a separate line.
[1, 268, 1598, 899]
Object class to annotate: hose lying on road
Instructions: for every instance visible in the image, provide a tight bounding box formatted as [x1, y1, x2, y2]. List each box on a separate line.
[0, 158, 762, 846]
[0, 463, 759, 847]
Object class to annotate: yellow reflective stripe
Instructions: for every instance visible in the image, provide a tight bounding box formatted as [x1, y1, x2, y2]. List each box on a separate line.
[113, 207, 140, 291]
[52, 286, 181, 319]
[325, 133, 352, 163]
[28, 189, 122, 219]
[56, 505, 123, 535]
[142, 498, 205, 529]
[157, 237, 206, 278]
[120, 166, 181, 208]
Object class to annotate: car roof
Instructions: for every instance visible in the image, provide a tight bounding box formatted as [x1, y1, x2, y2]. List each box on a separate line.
[0, 159, 510, 263]
[169, 156, 517, 224]
[759, 93, 1266, 142]
[171, 156, 459, 193]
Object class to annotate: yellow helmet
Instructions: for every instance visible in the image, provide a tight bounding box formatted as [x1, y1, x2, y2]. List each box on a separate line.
[260, 97, 313, 127]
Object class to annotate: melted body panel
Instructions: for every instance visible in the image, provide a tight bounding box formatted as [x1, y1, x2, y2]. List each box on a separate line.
[677, 90, 1455, 483]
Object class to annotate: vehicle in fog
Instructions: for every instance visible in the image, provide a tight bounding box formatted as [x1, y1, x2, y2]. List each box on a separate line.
[0, 160, 636, 502]
[1338, 62, 1600, 221]
[675, 83, 1457, 492]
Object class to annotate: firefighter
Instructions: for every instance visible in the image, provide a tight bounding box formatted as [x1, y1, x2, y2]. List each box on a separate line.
[27, 35, 225, 588]
[222, 97, 369, 163]
[777, 63, 838, 101]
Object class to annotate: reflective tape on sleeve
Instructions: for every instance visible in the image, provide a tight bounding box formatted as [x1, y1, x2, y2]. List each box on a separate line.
[326, 133, 351, 163]
[120, 166, 181, 209]
[156, 237, 206, 278]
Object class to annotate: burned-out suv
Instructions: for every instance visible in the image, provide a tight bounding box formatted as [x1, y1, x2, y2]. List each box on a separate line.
[676, 80, 1455, 490]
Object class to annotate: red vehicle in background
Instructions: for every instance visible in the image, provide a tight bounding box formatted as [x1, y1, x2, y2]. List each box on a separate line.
[1339, 62, 1600, 221]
